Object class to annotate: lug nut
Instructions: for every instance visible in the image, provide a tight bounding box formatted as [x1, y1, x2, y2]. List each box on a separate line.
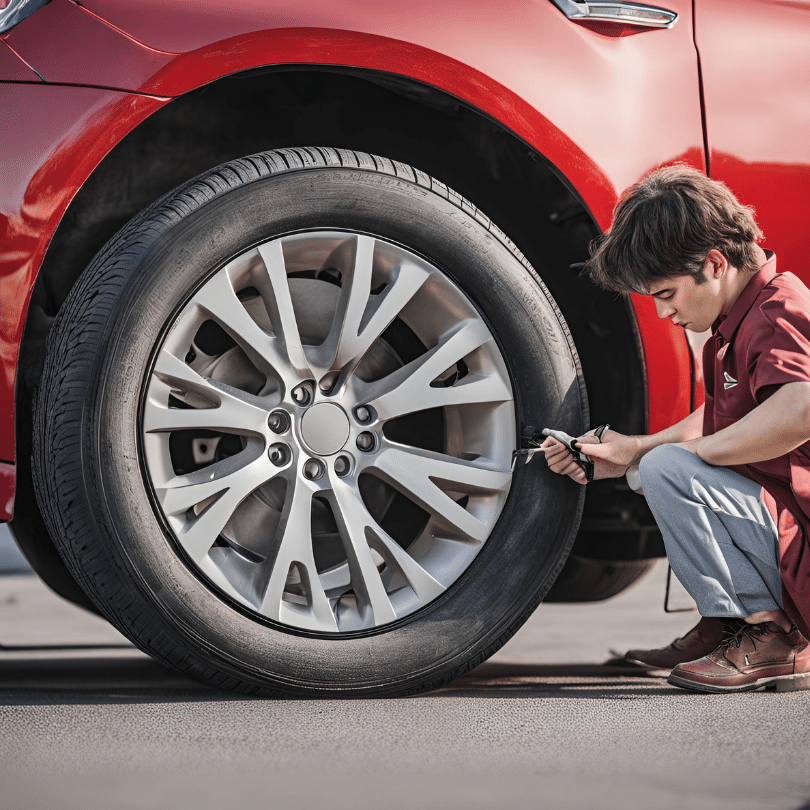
[319, 372, 338, 393]
[267, 410, 290, 434]
[292, 383, 312, 406]
[334, 455, 351, 477]
[356, 432, 375, 452]
[303, 458, 325, 480]
[355, 406, 371, 424]
[268, 442, 291, 467]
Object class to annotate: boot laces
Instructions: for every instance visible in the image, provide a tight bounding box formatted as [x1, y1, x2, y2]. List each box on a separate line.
[717, 619, 765, 652]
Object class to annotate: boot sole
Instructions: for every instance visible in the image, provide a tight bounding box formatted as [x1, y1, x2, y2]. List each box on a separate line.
[668, 671, 810, 694]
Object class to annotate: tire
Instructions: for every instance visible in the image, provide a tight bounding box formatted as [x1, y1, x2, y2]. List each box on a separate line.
[33, 147, 587, 696]
[544, 555, 655, 602]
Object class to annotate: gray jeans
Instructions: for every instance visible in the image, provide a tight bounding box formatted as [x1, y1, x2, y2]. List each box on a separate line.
[638, 444, 783, 617]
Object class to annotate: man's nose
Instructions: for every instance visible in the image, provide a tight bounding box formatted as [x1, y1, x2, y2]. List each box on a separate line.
[654, 299, 675, 319]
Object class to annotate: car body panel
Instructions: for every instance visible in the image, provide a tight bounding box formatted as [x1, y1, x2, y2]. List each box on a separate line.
[3, 0, 170, 91]
[7, 0, 704, 220]
[1, 0, 706, 516]
[0, 39, 41, 81]
[0, 85, 168, 465]
[695, 0, 810, 278]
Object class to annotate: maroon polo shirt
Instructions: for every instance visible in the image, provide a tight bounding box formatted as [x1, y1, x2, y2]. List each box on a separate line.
[703, 252, 810, 638]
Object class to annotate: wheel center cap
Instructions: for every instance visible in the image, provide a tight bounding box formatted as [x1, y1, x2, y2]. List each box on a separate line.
[300, 403, 351, 456]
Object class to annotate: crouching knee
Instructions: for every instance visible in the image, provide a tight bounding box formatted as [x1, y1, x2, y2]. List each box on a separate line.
[638, 443, 688, 491]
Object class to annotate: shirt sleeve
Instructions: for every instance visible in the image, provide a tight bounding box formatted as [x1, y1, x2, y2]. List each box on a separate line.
[747, 295, 810, 404]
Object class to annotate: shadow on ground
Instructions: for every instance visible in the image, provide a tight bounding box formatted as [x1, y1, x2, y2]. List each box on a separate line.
[0, 650, 680, 703]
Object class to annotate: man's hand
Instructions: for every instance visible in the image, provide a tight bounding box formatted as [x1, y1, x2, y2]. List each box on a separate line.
[541, 428, 640, 485]
[542, 404, 707, 485]
[541, 435, 589, 484]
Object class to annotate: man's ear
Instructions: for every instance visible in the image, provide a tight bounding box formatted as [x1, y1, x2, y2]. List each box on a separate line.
[706, 248, 729, 279]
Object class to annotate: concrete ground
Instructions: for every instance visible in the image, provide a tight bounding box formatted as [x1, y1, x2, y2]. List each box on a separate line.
[1, 524, 809, 810]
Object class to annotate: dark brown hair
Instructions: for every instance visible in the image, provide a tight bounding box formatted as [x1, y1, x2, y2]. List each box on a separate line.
[585, 165, 764, 294]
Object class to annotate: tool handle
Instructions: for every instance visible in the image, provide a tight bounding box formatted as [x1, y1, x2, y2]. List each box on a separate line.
[540, 427, 594, 482]
[541, 428, 578, 451]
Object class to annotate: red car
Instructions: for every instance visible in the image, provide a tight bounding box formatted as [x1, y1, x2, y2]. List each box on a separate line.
[1, 0, 807, 695]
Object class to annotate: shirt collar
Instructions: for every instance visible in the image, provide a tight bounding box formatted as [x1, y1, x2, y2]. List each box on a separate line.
[715, 251, 778, 340]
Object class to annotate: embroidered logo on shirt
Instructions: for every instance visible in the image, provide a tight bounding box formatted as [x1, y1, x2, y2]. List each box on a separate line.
[723, 372, 737, 390]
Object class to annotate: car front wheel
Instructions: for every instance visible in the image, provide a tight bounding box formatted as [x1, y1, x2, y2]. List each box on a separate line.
[33, 147, 586, 695]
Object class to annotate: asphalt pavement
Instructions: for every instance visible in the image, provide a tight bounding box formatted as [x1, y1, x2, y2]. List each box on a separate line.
[1, 524, 809, 810]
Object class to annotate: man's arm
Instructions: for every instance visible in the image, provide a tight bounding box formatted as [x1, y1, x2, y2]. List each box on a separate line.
[542, 403, 705, 484]
[630, 402, 705, 461]
[687, 381, 810, 466]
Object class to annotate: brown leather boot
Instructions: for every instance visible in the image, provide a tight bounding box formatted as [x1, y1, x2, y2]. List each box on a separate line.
[624, 616, 727, 672]
[668, 621, 810, 693]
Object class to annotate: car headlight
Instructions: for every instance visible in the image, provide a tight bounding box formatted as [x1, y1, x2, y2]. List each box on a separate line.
[0, 0, 50, 35]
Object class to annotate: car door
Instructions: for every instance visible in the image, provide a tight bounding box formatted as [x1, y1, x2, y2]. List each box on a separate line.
[695, 0, 810, 278]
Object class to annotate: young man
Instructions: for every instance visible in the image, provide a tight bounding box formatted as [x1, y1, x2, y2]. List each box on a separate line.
[543, 166, 810, 693]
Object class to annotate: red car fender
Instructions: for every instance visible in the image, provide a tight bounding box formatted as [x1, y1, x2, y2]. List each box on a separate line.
[6, 0, 703, 237]
[0, 86, 168, 470]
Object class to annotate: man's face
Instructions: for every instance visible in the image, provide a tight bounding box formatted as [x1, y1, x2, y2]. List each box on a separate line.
[647, 260, 723, 332]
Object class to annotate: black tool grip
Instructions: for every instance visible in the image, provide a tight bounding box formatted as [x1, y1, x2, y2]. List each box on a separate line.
[541, 428, 594, 482]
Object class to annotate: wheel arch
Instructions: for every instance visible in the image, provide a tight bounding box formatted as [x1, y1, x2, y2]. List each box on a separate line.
[13, 64, 652, 602]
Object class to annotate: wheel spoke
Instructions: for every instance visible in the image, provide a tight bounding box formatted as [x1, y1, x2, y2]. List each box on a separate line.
[323, 234, 375, 371]
[385, 372, 511, 421]
[373, 444, 511, 542]
[159, 451, 273, 563]
[328, 479, 397, 625]
[361, 319, 503, 420]
[158, 449, 269, 516]
[256, 241, 311, 377]
[193, 266, 301, 389]
[146, 350, 269, 434]
[176, 489, 249, 563]
[259, 478, 337, 631]
[314, 238, 431, 375]
[367, 525, 446, 604]
[344, 258, 432, 368]
[330, 478, 445, 610]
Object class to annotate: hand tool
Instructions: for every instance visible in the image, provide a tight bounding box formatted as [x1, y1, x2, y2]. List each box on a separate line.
[511, 426, 595, 481]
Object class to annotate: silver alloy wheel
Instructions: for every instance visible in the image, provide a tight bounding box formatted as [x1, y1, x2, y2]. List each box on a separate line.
[142, 231, 515, 633]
